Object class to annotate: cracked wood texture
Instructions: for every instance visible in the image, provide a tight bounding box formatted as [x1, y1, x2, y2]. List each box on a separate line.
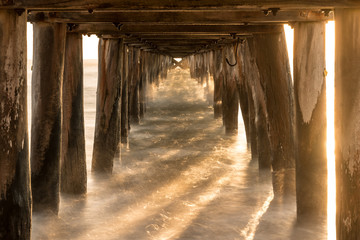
[92, 38, 123, 173]
[61, 32, 87, 194]
[249, 30, 295, 195]
[335, 8, 360, 240]
[241, 39, 271, 170]
[293, 21, 327, 219]
[222, 45, 239, 135]
[0, 9, 31, 240]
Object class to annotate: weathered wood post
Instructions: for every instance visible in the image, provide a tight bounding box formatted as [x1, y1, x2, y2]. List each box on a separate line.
[31, 22, 66, 213]
[251, 29, 295, 195]
[293, 22, 327, 218]
[61, 32, 87, 194]
[139, 51, 146, 119]
[121, 45, 129, 143]
[248, 92, 258, 160]
[129, 48, 141, 124]
[222, 46, 239, 135]
[239, 41, 258, 159]
[92, 38, 123, 173]
[235, 42, 251, 146]
[242, 39, 271, 169]
[0, 9, 31, 240]
[335, 9, 360, 239]
[212, 49, 223, 119]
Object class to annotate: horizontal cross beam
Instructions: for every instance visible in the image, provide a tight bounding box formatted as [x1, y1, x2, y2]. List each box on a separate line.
[28, 10, 332, 24]
[1, 0, 359, 10]
[69, 24, 284, 36]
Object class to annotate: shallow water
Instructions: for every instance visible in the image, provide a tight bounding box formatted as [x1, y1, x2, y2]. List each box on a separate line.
[29, 61, 327, 240]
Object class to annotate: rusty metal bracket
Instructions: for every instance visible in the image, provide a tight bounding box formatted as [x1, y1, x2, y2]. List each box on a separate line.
[225, 36, 240, 67]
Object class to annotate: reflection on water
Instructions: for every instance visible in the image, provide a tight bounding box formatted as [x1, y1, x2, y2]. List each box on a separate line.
[30, 61, 327, 239]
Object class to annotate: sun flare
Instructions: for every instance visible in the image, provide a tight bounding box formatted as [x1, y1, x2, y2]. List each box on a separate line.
[325, 21, 336, 240]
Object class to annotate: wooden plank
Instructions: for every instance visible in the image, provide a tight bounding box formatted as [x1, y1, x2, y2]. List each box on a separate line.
[293, 21, 326, 218]
[2, 0, 359, 10]
[0, 9, 31, 240]
[27, 10, 332, 24]
[335, 8, 360, 240]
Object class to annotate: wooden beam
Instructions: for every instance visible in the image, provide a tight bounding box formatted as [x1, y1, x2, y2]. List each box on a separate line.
[1, 0, 359, 10]
[27, 10, 332, 24]
[71, 24, 284, 35]
[140, 35, 232, 40]
[141, 40, 220, 44]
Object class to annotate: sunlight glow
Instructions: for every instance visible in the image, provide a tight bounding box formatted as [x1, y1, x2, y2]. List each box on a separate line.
[83, 35, 99, 59]
[284, 25, 294, 77]
[240, 191, 274, 240]
[27, 23, 33, 60]
[326, 21, 336, 240]
[284, 22, 336, 240]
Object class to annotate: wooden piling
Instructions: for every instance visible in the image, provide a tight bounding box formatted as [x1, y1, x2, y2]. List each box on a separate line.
[242, 40, 271, 169]
[139, 51, 146, 119]
[212, 49, 223, 119]
[0, 9, 31, 240]
[61, 32, 87, 194]
[293, 22, 327, 218]
[235, 42, 251, 146]
[92, 38, 123, 173]
[121, 45, 129, 143]
[248, 91, 258, 160]
[129, 48, 141, 124]
[31, 22, 66, 213]
[250, 29, 295, 195]
[222, 46, 239, 135]
[335, 8, 360, 239]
